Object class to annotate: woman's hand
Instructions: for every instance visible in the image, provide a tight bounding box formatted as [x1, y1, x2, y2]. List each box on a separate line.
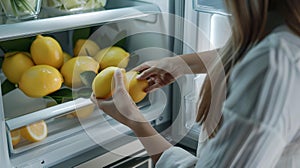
[91, 69, 173, 164]
[90, 69, 147, 128]
[132, 57, 187, 93]
[133, 50, 219, 93]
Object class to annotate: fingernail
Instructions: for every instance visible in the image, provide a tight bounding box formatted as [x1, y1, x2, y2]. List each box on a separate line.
[115, 69, 121, 76]
[136, 73, 143, 79]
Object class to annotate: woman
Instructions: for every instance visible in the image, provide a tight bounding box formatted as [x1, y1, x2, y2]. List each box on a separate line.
[91, 0, 300, 167]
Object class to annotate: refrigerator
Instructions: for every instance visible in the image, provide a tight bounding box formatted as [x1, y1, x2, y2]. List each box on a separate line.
[0, 0, 231, 167]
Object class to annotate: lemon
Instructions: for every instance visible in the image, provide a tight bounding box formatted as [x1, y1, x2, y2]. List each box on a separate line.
[60, 56, 99, 88]
[21, 120, 48, 142]
[19, 65, 64, 98]
[30, 35, 64, 69]
[73, 39, 100, 57]
[2, 52, 35, 84]
[94, 46, 130, 70]
[126, 71, 148, 103]
[63, 52, 72, 63]
[4, 51, 19, 57]
[92, 67, 128, 99]
[71, 103, 95, 119]
[10, 129, 21, 147]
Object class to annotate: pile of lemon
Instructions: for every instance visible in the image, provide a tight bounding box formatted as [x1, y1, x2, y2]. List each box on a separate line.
[2, 35, 130, 97]
[10, 120, 48, 147]
[3, 34, 150, 147]
[2, 35, 64, 98]
[2, 34, 132, 145]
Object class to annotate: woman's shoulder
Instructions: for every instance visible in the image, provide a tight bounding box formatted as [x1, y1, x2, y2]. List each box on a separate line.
[232, 25, 300, 78]
[246, 25, 300, 63]
[225, 25, 300, 127]
[227, 25, 300, 112]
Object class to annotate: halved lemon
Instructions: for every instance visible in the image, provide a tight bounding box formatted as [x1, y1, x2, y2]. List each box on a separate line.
[21, 120, 48, 142]
[10, 129, 21, 146]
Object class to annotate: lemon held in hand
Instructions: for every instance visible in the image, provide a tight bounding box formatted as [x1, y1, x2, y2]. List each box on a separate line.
[60, 56, 99, 88]
[21, 120, 48, 142]
[92, 67, 128, 99]
[19, 65, 64, 98]
[94, 46, 130, 70]
[126, 71, 148, 103]
[30, 35, 64, 69]
[2, 52, 34, 84]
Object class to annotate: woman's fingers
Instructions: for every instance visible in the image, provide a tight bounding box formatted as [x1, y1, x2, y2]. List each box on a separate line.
[90, 94, 112, 112]
[113, 69, 133, 101]
[137, 67, 160, 80]
[144, 73, 175, 92]
[90, 94, 97, 105]
[132, 63, 150, 72]
[145, 83, 161, 93]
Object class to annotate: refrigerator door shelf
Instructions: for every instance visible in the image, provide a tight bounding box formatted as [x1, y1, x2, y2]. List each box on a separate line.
[6, 90, 166, 158]
[193, 0, 229, 16]
[5, 97, 92, 131]
[7, 91, 167, 167]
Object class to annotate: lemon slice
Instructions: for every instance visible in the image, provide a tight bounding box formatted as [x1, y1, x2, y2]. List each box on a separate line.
[10, 129, 21, 146]
[21, 120, 48, 142]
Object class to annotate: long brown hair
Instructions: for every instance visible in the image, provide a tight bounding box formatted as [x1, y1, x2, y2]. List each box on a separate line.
[196, 0, 300, 138]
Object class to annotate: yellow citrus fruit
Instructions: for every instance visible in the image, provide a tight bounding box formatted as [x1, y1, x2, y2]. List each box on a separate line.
[126, 71, 148, 103]
[71, 104, 95, 119]
[19, 65, 64, 98]
[94, 46, 130, 70]
[63, 52, 72, 63]
[30, 35, 64, 69]
[92, 67, 128, 99]
[2, 52, 35, 84]
[4, 51, 19, 57]
[10, 129, 21, 147]
[74, 39, 100, 57]
[21, 120, 48, 142]
[60, 56, 99, 88]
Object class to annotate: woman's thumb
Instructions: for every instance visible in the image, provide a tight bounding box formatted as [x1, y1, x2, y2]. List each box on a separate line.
[114, 68, 125, 89]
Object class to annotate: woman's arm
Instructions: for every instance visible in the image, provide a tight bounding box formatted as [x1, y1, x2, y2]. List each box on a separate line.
[129, 121, 172, 164]
[133, 49, 219, 92]
[177, 49, 219, 74]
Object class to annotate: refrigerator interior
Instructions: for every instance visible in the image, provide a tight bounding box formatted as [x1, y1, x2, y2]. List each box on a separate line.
[0, 0, 233, 167]
[0, 0, 174, 167]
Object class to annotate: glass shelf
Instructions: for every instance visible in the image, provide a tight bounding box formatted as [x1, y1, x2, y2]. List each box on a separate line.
[0, 0, 160, 41]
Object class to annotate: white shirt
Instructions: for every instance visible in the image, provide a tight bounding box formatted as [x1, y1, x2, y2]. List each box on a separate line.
[156, 25, 300, 168]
